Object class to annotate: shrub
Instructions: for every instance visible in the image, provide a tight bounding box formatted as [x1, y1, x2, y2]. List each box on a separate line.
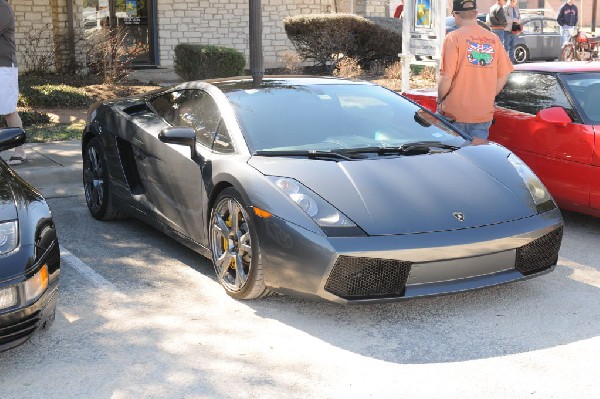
[84, 26, 134, 84]
[279, 50, 303, 74]
[174, 44, 245, 81]
[333, 57, 362, 79]
[283, 14, 402, 69]
[0, 110, 50, 128]
[18, 76, 93, 108]
[384, 60, 403, 80]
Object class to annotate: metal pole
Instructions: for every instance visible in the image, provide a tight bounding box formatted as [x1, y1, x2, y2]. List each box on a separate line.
[249, 0, 264, 85]
[592, 0, 598, 33]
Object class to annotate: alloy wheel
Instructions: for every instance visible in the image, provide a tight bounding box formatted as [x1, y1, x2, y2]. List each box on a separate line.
[210, 196, 253, 292]
[83, 144, 105, 214]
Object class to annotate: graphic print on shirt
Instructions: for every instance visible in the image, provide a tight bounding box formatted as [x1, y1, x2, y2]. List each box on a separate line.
[466, 40, 495, 66]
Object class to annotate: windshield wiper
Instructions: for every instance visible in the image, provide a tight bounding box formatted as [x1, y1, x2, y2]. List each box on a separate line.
[254, 150, 364, 161]
[401, 141, 462, 151]
[340, 141, 460, 156]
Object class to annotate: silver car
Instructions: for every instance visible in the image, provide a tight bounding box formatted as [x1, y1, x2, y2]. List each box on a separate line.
[513, 16, 562, 64]
[82, 77, 563, 304]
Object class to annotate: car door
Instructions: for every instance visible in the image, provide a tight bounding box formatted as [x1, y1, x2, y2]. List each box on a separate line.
[143, 89, 233, 244]
[491, 71, 594, 210]
[521, 19, 544, 60]
[131, 89, 209, 240]
[541, 18, 562, 60]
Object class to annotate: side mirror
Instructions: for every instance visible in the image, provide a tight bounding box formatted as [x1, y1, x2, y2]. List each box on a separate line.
[0, 128, 26, 152]
[535, 107, 572, 127]
[158, 127, 198, 160]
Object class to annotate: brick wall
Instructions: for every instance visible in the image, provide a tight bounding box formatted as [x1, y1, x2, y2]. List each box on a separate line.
[12, 0, 86, 72]
[156, 0, 388, 68]
[12, 0, 391, 72]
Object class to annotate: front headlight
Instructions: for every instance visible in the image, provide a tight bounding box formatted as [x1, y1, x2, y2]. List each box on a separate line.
[0, 286, 17, 310]
[269, 176, 364, 236]
[0, 220, 18, 255]
[508, 154, 555, 213]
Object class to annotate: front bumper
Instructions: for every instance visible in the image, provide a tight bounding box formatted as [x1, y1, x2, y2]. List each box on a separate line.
[0, 282, 58, 352]
[0, 241, 60, 352]
[258, 208, 563, 304]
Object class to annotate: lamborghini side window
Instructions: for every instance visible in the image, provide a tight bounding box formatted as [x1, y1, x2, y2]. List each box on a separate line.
[496, 72, 573, 116]
[212, 121, 234, 153]
[149, 91, 185, 125]
[192, 94, 222, 149]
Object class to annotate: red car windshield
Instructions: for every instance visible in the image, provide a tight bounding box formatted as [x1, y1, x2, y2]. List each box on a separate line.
[560, 72, 600, 124]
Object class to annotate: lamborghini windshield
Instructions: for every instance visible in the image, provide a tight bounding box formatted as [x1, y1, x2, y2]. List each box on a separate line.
[223, 81, 468, 152]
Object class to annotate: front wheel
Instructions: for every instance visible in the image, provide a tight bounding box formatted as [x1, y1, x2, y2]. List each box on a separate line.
[209, 188, 270, 299]
[83, 137, 127, 220]
[560, 44, 575, 61]
[513, 44, 529, 64]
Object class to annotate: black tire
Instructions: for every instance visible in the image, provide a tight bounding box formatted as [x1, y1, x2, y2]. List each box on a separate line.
[560, 44, 575, 61]
[513, 44, 529, 64]
[83, 138, 127, 220]
[209, 188, 270, 299]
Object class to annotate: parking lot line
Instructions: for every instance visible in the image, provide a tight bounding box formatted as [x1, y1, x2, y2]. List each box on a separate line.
[60, 245, 128, 299]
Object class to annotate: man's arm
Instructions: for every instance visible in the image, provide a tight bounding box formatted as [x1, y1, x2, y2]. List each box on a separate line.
[0, 4, 10, 34]
[497, 7, 507, 26]
[438, 74, 452, 105]
[496, 74, 509, 96]
[557, 5, 565, 26]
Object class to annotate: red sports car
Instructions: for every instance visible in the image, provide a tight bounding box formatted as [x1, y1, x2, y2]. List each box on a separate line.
[403, 62, 600, 217]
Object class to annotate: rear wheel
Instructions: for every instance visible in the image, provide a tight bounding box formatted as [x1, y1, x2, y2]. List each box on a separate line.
[209, 188, 270, 299]
[513, 44, 529, 64]
[83, 138, 126, 220]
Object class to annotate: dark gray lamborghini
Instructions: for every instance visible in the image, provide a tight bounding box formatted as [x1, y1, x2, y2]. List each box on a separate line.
[82, 76, 563, 304]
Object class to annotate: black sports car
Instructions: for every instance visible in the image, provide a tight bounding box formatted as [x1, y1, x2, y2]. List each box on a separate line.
[82, 76, 563, 304]
[0, 128, 60, 351]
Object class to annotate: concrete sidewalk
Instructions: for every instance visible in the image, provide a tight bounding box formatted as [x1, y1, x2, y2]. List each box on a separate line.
[1, 141, 83, 198]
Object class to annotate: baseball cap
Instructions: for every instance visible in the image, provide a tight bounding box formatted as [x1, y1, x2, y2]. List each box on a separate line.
[453, 0, 477, 12]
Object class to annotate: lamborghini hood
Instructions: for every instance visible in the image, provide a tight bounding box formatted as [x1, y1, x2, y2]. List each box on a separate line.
[249, 149, 536, 236]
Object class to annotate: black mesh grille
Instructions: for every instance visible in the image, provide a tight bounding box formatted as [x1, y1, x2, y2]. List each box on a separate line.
[516, 227, 563, 275]
[324, 256, 412, 299]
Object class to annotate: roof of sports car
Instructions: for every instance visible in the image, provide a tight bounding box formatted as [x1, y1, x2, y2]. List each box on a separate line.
[515, 62, 600, 73]
[194, 76, 372, 92]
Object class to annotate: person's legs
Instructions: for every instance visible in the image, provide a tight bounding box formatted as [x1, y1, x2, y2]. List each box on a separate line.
[451, 121, 493, 141]
[492, 29, 505, 46]
[506, 32, 516, 63]
[560, 26, 572, 47]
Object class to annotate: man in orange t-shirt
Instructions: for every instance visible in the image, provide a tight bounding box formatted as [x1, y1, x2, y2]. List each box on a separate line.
[438, 0, 513, 143]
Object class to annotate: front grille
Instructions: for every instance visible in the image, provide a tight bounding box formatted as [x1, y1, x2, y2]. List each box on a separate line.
[324, 256, 412, 299]
[0, 311, 40, 347]
[516, 227, 563, 275]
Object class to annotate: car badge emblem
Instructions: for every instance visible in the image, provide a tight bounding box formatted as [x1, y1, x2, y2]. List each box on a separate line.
[453, 212, 465, 222]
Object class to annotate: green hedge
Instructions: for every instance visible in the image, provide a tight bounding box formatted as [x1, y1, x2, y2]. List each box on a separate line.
[18, 79, 93, 109]
[0, 110, 51, 128]
[283, 13, 403, 68]
[174, 44, 246, 81]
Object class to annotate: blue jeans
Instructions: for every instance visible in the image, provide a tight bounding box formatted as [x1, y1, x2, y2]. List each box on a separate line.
[492, 29, 506, 46]
[560, 25, 576, 47]
[504, 31, 516, 63]
[451, 121, 493, 140]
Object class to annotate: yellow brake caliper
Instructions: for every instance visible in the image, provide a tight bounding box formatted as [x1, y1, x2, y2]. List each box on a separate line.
[223, 213, 236, 270]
